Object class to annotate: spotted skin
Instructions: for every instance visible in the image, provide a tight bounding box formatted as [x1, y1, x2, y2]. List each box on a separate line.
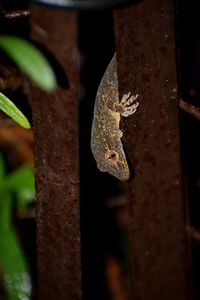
[91, 53, 139, 181]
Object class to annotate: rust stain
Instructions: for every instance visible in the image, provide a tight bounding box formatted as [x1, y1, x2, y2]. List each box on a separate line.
[30, 5, 81, 300]
[114, 1, 191, 299]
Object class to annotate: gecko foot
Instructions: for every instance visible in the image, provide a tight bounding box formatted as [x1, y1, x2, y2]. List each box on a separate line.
[120, 92, 139, 117]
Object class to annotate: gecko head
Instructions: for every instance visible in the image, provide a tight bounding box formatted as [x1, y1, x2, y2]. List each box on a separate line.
[97, 148, 130, 181]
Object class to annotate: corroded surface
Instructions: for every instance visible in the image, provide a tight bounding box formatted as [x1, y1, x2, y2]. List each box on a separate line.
[114, 1, 191, 299]
[30, 5, 81, 300]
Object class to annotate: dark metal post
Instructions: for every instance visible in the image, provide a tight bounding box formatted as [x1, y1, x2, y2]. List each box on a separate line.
[114, 1, 191, 299]
[30, 5, 81, 300]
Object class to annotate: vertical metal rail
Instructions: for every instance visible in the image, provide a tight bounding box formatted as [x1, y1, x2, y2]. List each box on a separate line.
[178, 1, 200, 298]
[114, 1, 191, 299]
[30, 5, 81, 300]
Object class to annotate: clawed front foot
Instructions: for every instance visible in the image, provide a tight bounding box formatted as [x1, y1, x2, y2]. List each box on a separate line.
[120, 92, 139, 117]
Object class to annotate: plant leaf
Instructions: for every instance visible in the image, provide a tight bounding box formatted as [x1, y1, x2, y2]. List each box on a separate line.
[0, 35, 57, 92]
[5, 165, 34, 193]
[0, 152, 6, 181]
[0, 230, 31, 299]
[0, 93, 30, 129]
[16, 189, 35, 211]
[0, 193, 32, 300]
[0, 192, 12, 231]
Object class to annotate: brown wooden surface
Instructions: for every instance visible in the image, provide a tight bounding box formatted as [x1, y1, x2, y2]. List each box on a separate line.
[30, 5, 81, 300]
[114, 1, 191, 299]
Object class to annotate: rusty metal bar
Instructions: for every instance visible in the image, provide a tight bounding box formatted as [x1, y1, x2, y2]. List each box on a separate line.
[30, 5, 81, 300]
[114, 1, 191, 299]
[178, 1, 200, 298]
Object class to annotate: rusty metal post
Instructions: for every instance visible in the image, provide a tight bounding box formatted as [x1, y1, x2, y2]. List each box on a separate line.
[30, 5, 81, 300]
[114, 1, 191, 299]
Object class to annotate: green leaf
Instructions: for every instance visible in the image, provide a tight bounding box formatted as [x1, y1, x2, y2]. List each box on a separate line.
[1, 165, 35, 210]
[0, 229, 31, 300]
[0, 169, 32, 300]
[0, 193, 31, 300]
[5, 165, 35, 193]
[0, 35, 57, 92]
[0, 192, 12, 231]
[0, 152, 6, 181]
[16, 189, 35, 211]
[0, 93, 30, 129]
[6, 165, 35, 209]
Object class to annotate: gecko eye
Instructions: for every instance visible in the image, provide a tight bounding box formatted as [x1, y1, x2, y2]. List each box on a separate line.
[105, 149, 119, 163]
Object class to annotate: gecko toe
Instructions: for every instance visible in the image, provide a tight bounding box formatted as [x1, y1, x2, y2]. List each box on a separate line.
[123, 94, 139, 107]
[120, 92, 138, 106]
[120, 92, 139, 117]
[120, 92, 131, 104]
[121, 101, 139, 117]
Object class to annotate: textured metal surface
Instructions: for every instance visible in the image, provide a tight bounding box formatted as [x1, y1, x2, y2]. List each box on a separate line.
[114, 1, 191, 299]
[30, 5, 81, 300]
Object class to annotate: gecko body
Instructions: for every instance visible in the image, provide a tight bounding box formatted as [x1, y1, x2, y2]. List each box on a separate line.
[91, 54, 139, 181]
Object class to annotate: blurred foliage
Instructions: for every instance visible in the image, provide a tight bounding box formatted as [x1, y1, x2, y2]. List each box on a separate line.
[0, 35, 57, 129]
[0, 153, 35, 300]
[0, 34, 57, 299]
[0, 35, 57, 92]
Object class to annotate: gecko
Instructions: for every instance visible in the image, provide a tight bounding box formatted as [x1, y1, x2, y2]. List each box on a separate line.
[91, 53, 139, 181]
